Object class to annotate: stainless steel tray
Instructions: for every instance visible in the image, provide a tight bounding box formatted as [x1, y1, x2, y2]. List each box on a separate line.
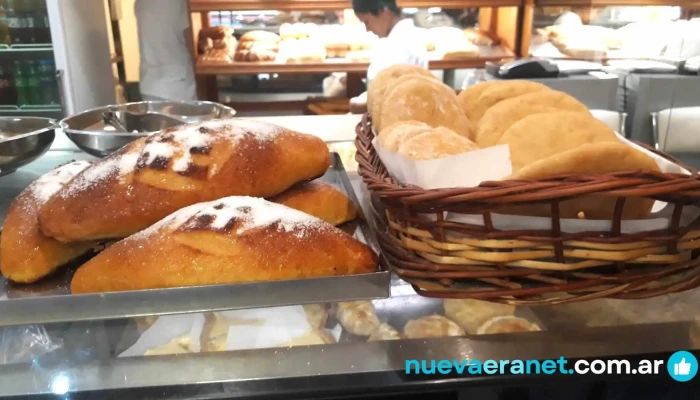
[61, 101, 236, 157]
[0, 153, 390, 327]
[0, 117, 56, 176]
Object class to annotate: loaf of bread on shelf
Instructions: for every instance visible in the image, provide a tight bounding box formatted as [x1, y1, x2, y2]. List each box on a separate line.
[239, 30, 281, 44]
[270, 180, 358, 226]
[234, 49, 277, 62]
[39, 119, 331, 242]
[1, 161, 97, 283]
[70, 196, 378, 294]
[443, 299, 515, 334]
[463, 28, 496, 46]
[237, 40, 280, 52]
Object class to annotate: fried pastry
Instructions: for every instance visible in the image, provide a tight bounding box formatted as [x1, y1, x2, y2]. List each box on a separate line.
[403, 315, 465, 339]
[39, 119, 331, 242]
[335, 301, 381, 336]
[368, 323, 402, 341]
[1, 161, 96, 283]
[70, 196, 377, 293]
[270, 181, 358, 226]
[476, 316, 541, 335]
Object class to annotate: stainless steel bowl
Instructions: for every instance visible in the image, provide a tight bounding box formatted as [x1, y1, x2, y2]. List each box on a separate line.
[61, 101, 236, 158]
[0, 117, 57, 176]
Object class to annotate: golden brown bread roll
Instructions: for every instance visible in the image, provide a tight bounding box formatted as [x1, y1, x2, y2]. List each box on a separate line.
[39, 119, 331, 242]
[466, 80, 550, 123]
[376, 121, 431, 152]
[1, 161, 96, 283]
[269, 181, 358, 226]
[398, 127, 479, 160]
[70, 196, 378, 293]
[475, 90, 591, 147]
[504, 142, 660, 220]
[378, 77, 473, 139]
[498, 111, 618, 171]
[457, 81, 501, 119]
[373, 74, 437, 131]
[367, 64, 436, 118]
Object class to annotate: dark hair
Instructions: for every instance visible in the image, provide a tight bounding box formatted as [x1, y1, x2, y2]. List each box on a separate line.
[352, 0, 400, 16]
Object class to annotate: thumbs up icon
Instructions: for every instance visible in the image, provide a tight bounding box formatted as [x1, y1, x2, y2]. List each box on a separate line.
[675, 358, 692, 376]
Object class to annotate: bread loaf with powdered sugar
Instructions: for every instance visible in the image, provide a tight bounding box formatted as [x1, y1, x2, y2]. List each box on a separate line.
[70, 196, 377, 293]
[38, 119, 331, 242]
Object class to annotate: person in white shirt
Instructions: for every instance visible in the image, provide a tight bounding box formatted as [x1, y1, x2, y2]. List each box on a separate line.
[342, 0, 427, 112]
[352, 0, 428, 81]
[134, 0, 197, 102]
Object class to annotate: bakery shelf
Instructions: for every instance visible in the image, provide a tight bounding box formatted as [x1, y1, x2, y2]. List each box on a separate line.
[532, 0, 700, 6]
[189, 0, 524, 12]
[196, 46, 515, 75]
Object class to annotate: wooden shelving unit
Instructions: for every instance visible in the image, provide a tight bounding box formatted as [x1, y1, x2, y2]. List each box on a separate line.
[196, 47, 515, 75]
[188, 0, 525, 107]
[190, 0, 523, 11]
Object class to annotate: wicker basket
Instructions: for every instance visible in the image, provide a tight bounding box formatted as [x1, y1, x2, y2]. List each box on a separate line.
[355, 115, 700, 305]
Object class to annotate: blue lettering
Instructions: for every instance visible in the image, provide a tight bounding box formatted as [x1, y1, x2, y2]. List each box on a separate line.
[469, 360, 483, 374]
[542, 360, 557, 374]
[453, 360, 468, 374]
[406, 360, 420, 374]
[499, 360, 509, 373]
[421, 360, 436, 374]
[483, 360, 499, 374]
[511, 360, 524, 374]
[526, 360, 540, 374]
[557, 357, 568, 374]
[437, 360, 452, 374]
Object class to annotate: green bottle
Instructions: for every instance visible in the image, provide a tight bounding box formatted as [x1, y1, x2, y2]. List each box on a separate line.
[25, 59, 40, 105]
[13, 59, 27, 106]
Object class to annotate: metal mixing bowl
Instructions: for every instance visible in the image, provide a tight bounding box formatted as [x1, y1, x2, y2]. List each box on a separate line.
[61, 101, 236, 158]
[0, 117, 57, 176]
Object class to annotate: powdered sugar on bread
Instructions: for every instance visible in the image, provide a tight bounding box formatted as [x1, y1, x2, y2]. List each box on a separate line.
[30, 161, 92, 203]
[133, 196, 327, 240]
[57, 119, 286, 198]
[141, 119, 283, 173]
[60, 152, 139, 198]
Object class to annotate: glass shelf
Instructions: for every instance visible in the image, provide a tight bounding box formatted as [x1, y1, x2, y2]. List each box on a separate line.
[0, 44, 53, 53]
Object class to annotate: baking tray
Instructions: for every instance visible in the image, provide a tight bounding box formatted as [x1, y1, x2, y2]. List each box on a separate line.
[0, 153, 390, 327]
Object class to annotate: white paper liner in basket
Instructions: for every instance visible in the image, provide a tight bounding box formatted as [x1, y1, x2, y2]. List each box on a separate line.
[373, 133, 699, 234]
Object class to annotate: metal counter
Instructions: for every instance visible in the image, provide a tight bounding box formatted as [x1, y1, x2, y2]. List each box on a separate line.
[1, 149, 700, 399]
